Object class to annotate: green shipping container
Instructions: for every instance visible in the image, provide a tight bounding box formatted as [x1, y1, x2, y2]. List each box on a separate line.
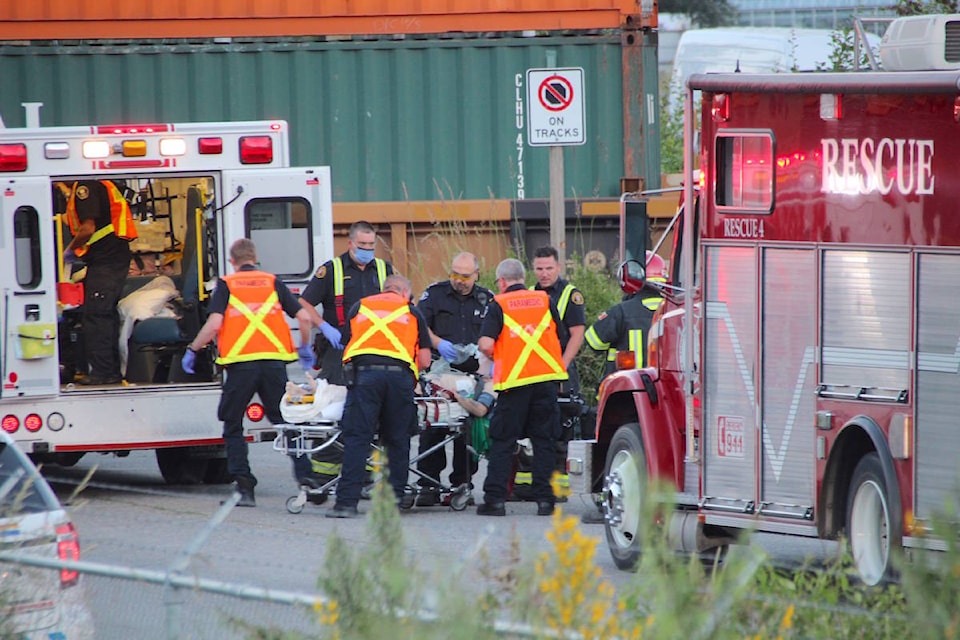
[0, 33, 659, 202]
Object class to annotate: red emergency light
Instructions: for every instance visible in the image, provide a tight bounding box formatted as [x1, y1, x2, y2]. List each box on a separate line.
[24, 413, 43, 432]
[1, 414, 19, 433]
[198, 137, 223, 155]
[0, 143, 27, 171]
[245, 403, 265, 422]
[56, 523, 80, 587]
[239, 136, 273, 164]
[712, 94, 730, 122]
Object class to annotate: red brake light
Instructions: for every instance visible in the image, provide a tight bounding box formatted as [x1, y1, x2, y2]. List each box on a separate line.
[24, 413, 42, 432]
[0, 143, 27, 172]
[246, 403, 265, 422]
[239, 136, 273, 164]
[1, 414, 19, 433]
[198, 137, 223, 154]
[56, 522, 80, 587]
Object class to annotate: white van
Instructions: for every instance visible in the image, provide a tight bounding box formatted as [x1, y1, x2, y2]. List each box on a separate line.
[666, 27, 880, 113]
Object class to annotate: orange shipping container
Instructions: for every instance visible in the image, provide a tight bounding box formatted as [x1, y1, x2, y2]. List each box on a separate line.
[0, 0, 656, 41]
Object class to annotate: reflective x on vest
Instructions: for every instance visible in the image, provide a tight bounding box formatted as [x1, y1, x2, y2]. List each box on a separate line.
[344, 301, 417, 375]
[501, 310, 565, 386]
[222, 291, 288, 360]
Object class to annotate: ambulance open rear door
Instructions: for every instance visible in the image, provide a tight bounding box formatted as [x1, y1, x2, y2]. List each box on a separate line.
[0, 176, 61, 398]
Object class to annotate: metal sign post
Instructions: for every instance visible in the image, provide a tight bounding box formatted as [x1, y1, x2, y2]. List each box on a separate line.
[526, 62, 585, 270]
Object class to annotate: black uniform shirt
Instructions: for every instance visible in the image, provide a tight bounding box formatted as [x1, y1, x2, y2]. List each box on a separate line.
[299, 251, 395, 330]
[208, 264, 303, 318]
[534, 277, 586, 350]
[589, 294, 655, 352]
[341, 296, 431, 368]
[74, 179, 131, 265]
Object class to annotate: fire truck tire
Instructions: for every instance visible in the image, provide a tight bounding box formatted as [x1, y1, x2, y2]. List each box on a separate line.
[603, 423, 646, 571]
[203, 457, 232, 485]
[156, 447, 207, 485]
[846, 452, 894, 586]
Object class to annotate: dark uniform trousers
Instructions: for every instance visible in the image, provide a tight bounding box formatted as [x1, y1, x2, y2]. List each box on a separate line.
[218, 360, 311, 486]
[483, 381, 560, 504]
[83, 258, 129, 379]
[336, 367, 418, 508]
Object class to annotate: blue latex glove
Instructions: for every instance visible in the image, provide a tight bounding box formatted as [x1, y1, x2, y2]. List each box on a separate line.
[297, 344, 316, 371]
[437, 339, 458, 362]
[489, 363, 496, 380]
[319, 323, 344, 350]
[181, 348, 197, 375]
[63, 249, 77, 265]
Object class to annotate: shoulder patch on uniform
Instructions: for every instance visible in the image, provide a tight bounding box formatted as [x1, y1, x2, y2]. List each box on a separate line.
[597, 311, 608, 321]
[76, 185, 90, 200]
[419, 289, 430, 302]
[315, 265, 327, 279]
[571, 291, 585, 305]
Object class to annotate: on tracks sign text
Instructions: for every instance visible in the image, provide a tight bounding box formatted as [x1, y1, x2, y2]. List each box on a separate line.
[526, 67, 585, 146]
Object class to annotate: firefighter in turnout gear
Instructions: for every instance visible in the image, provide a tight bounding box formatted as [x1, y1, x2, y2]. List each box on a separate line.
[476, 258, 567, 517]
[183, 239, 315, 507]
[585, 251, 666, 378]
[326, 275, 432, 518]
[299, 220, 394, 484]
[61, 179, 137, 385]
[580, 253, 665, 524]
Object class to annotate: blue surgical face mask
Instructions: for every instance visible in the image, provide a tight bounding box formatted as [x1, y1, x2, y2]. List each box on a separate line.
[353, 248, 375, 265]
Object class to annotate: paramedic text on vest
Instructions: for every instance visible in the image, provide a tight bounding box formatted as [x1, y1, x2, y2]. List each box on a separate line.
[183, 238, 314, 507]
[414, 251, 493, 505]
[476, 258, 567, 518]
[299, 220, 393, 387]
[62, 180, 137, 386]
[326, 275, 433, 518]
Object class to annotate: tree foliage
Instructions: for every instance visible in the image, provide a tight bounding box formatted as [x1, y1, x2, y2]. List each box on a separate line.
[897, 0, 958, 14]
[659, 0, 736, 27]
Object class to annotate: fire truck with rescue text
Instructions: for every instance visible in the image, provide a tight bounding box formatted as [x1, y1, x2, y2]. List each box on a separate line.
[0, 107, 333, 483]
[567, 14, 960, 585]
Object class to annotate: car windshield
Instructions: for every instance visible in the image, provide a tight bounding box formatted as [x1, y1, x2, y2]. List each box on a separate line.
[0, 443, 57, 514]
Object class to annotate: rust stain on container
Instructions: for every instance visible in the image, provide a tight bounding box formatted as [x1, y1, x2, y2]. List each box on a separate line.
[0, 1, 655, 41]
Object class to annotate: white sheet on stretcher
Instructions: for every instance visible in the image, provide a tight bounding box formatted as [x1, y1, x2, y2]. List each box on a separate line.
[280, 378, 348, 424]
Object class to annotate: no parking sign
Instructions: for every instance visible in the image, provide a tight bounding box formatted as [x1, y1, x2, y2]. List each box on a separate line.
[526, 67, 585, 146]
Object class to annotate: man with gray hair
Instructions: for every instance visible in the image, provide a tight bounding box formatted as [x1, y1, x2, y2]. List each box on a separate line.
[327, 274, 432, 518]
[476, 258, 567, 516]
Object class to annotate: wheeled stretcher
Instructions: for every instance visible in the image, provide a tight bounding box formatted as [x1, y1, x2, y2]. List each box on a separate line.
[273, 374, 482, 514]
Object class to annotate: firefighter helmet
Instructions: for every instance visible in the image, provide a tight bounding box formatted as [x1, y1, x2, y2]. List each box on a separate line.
[645, 250, 667, 283]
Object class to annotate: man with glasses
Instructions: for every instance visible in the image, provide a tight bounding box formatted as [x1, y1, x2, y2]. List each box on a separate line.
[414, 252, 493, 506]
[298, 220, 394, 488]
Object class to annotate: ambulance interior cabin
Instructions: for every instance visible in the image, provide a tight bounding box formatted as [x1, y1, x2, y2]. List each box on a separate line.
[56, 175, 217, 386]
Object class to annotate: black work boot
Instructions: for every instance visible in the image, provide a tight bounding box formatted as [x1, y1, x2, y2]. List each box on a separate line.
[224, 478, 256, 507]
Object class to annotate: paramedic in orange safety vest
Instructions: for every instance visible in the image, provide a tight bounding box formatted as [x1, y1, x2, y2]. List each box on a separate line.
[326, 274, 432, 518]
[182, 238, 315, 508]
[61, 179, 136, 386]
[476, 258, 567, 517]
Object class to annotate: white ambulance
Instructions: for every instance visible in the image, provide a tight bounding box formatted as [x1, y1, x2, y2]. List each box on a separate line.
[0, 107, 333, 483]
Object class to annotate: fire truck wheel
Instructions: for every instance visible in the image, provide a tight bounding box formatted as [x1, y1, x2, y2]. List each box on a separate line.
[846, 452, 893, 586]
[156, 447, 208, 485]
[603, 423, 646, 571]
[203, 457, 232, 485]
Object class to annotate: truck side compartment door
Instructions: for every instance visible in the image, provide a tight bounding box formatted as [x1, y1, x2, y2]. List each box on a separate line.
[0, 177, 61, 398]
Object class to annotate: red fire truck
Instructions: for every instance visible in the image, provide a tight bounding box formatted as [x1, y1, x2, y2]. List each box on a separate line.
[567, 16, 960, 585]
